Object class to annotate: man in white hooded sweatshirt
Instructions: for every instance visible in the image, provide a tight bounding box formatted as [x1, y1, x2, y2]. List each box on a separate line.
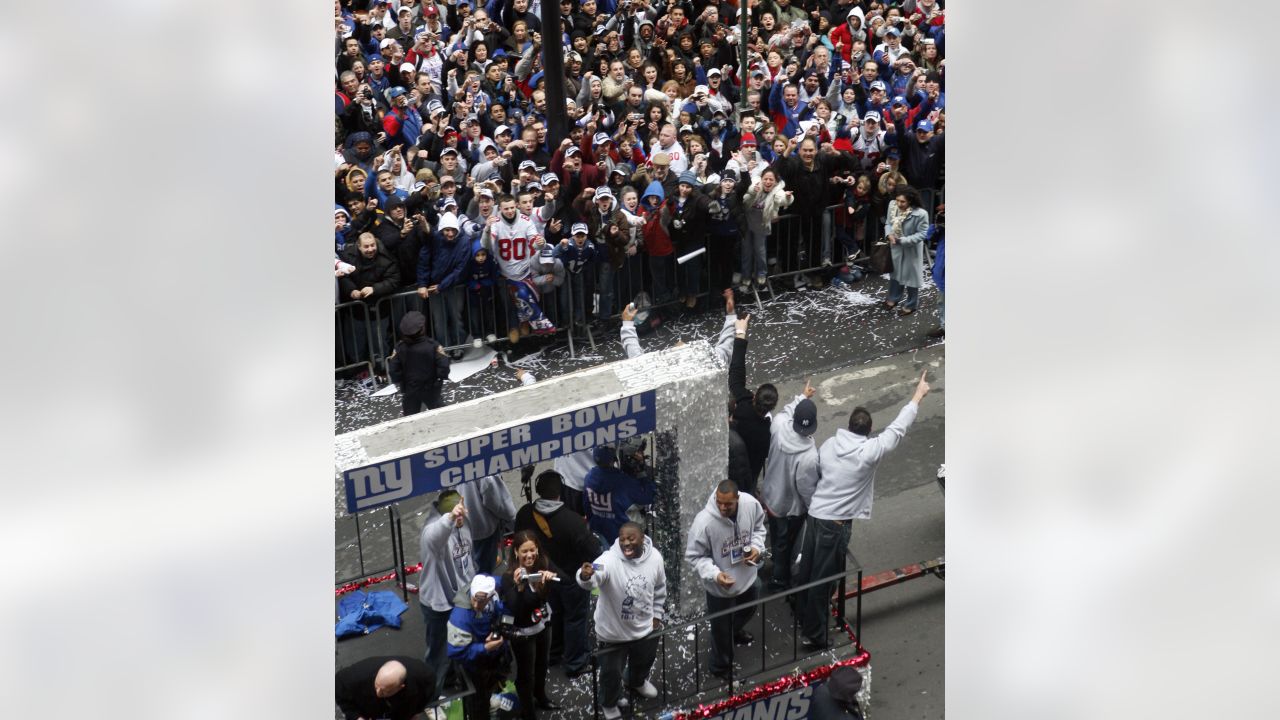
[795, 370, 931, 649]
[577, 522, 667, 719]
[685, 480, 768, 682]
[760, 379, 821, 594]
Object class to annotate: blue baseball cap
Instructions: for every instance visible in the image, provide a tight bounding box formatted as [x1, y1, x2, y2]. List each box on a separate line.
[915, 120, 935, 133]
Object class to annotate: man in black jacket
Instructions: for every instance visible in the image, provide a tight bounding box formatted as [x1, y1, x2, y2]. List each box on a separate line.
[335, 656, 435, 720]
[810, 665, 865, 720]
[339, 233, 402, 367]
[727, 314, 776, 495]
[513, 470, 601, 677]
[387, 310, 451, 415]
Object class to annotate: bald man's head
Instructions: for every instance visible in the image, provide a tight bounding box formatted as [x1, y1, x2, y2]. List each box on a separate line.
[374, 660, 408, 698]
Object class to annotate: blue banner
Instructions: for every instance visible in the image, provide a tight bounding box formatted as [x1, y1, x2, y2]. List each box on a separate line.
[344, 390, 657, 513]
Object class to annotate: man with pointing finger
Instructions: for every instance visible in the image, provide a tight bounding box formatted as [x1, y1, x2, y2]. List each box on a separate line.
[794, 370, 932, 650]
[685, 479, 768, 683]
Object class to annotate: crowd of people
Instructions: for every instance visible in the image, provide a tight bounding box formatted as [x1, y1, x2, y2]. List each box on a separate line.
[334, 0, 946, 377]
[338, 308, 934, 720]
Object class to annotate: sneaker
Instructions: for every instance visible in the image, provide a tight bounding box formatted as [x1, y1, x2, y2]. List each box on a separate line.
[507, 328, 520, 344]
[846, 250, 862, 263]
[530, 318, 556, 335]
[631, 680, 659, 699]
[602, 706, 622, 720]
[926, 326, 945, 338]
[731, 272, 742, 285]
[737, 282, 751, 294]
[755, 274, 768, 289]
[821, 257, 832, 268]
[792, 274, 808, 289]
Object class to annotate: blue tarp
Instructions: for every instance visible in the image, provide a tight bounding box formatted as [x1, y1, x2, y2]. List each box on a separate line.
[336, 590, 409, 639]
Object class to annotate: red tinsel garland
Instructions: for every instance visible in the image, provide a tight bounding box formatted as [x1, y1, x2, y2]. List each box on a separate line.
[335, 562, 423, 597]
[673, 651, 870, 720]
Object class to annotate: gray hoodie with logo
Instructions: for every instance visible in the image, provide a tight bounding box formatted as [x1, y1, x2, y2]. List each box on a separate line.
[417, 508, 476, 612]
[685, 490, 769, 598]
[576, 535, 667, 643]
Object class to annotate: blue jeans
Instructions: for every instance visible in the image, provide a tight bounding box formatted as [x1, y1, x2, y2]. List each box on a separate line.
[649, 254, 674, 304]
[887, 278, 919, 310]
[794, 516, 852, 646]
[706, 579, 761, 675]
[429, 285, 466, 347]
[740, 229, 768, 281]
[421, 603, 454, 699]
[767, 514, 806, 591]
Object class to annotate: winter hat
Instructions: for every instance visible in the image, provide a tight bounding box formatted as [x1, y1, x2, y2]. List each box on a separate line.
[677, 170, 698, 186]
[384, 195, 406, 211]
[793, 399, 818, 436]
[721, 169, 739, 184]
[399, 310, 428, 337]
[470, 574, 497, 597]
[438, 212, 460, 232]
[593, 445, 617, 466]
[334, 204, 351, 219]
[826, 666, 864, 709]
[740, 132, 757, 146]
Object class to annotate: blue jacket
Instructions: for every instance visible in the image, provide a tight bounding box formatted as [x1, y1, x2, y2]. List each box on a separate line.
[584, 465, 655, 542]
[426, 230, 474, 289]
[464, 239, 499, 290]
[556, 240, 597, 275]
[446, 584, 507, 667]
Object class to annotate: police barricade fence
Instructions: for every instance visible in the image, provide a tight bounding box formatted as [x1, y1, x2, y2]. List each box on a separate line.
[583, 565, 867, 720]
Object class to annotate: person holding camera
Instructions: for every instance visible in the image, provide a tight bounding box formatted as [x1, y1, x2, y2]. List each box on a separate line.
[500, 531, 563, 719]
[447, 573, 509, 720]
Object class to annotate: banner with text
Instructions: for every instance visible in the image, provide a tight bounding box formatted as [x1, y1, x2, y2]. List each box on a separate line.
[344, 390, 657, 513]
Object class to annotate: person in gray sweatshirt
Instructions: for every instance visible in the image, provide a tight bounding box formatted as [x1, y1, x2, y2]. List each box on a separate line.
[794, 370, 931, 649]
[760, 380, 822, 593]
[684, 480, 769, 682]
[458, 474, 517, 573]
[576, 523, 668, 720]
[417, 490, 476, 699]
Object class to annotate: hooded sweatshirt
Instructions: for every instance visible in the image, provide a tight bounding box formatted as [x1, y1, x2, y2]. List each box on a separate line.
[576, 535, 667, 642]
[761, 395, 822, 517]
[684, 490, 768, 598]
[640, 180, 673, 257]
[584, 463, 656, 542]
[809, 401, 918, 521]
[446, 579, 507, 666]
[457, 475, 517, 542]
[417, 508, 476, 612]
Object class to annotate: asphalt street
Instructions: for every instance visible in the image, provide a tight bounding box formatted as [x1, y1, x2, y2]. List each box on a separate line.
[335, 276, 944, 718]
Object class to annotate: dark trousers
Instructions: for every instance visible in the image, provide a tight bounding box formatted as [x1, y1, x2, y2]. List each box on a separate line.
[461, 659, 504, 720]
[549, 580, 592, 673]
[510, 629, 550, 720]
[421, 604, 454, 699]
[472, 531, 501, 575]
[794, 516, 851, 646]
[706, 579, 760, 675]
[766, 514, 806, 591]
[402, 385, 443, 416]
[596, 632, 659, 708]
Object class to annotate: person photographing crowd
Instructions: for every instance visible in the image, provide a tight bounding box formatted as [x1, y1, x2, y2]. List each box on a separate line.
[500, 531, 562, 720]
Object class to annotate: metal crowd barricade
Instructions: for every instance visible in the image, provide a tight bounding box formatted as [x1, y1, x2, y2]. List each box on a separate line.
[334, 300, 377, 377]
[584, 563, 867, 719]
